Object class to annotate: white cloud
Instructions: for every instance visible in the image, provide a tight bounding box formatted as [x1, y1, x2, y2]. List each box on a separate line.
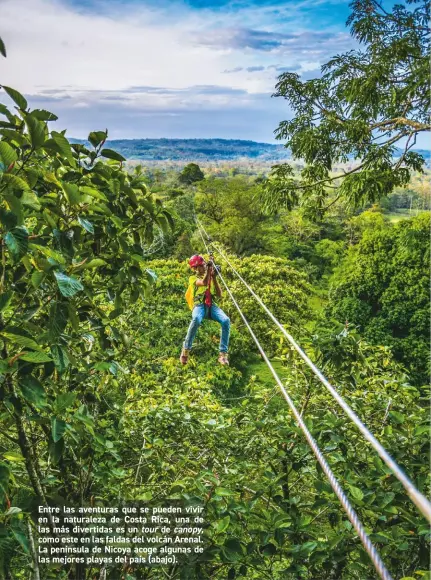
[0, 0, 356, 141]
[1, 0, 237, 93]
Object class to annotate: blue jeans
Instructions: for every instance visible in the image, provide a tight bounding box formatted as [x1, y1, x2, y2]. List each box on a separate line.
[183, 304, 230, 353]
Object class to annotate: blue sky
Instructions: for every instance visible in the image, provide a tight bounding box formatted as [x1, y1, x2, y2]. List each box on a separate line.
[2, 0, 422, 146]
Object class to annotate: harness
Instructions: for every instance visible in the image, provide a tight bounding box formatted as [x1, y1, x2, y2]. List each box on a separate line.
[192, 262, 216, 319]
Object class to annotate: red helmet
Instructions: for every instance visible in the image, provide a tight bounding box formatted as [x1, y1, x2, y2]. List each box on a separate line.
[188, 254, 205, 268]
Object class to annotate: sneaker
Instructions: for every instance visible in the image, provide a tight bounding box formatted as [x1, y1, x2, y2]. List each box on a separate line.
[218, 352, 229, 366]
[180, 348, 190, 365]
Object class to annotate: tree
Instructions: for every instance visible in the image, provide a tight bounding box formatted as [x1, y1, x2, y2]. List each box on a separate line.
[326, 211, 430, 385]
[262, 0, 430, 218]
[178, 162, 205, 185]
[0, 78, 171, 578]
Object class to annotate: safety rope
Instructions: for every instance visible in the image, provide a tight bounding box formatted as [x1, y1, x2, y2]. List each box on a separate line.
[197, 218, 431, 525]
[196, 223, 393, 580]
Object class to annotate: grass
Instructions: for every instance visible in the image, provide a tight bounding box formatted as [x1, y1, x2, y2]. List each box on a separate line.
[247, 357, 289, 388]
[384, 209, 429, 223]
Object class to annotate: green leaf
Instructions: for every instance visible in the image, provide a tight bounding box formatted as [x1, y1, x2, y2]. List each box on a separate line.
[223, 538, 243, 562]
[31, 244, 66, 265]
[100, 148, 126, 162]
[0, 291, 12, 312]
[2, 86, 27, 110]
[19, 376, 47, 407]
[215, 487, 235, 497]
[25, 114, 46, 148]
[145, 268, 158, 282]
[414, 425, 429, 436]
[80, 186, 108, 201]
[31, 270, 45, 288]
[50, 345, 70, 374]
[50, 131, 75, 165]
[0, 207, 17, 230]
[51, 417, 67, 442]
[5, 507, 22, 516]
[216, 516, 230, 533]
[2, 330, 41, 351]
[54, 272, 84, 297]
[0, 37, 6, 58]
[4, 226, 28, 261]
[261, 543, 277, 556]
[20, 190, 41, 210]
[0, 141, 17, 170]
[3, 451, 25, 462]
[109, 308, 123, 320]
[11, 529, 30, 554]
[49, 438, 64, 465]
[31, 109, 58, 121]
[82, 258, 106, 269]
[77, 216, 94, 234]
[20, 351, 52, 363]
[3, 194, 23, 224]
[55, 392, 76, 413]
[389, 410, 405, 424]
[0, 463, 10, 501]
[88, 130, 107, 148]
[348, 485, 364, 501]
[62, 182, 82, 205]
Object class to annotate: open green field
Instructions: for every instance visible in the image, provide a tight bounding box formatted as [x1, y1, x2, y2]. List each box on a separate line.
[384, 209, 430, 222]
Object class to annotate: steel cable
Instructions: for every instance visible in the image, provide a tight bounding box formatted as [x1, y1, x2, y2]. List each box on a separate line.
[196, 223, 393, 580]
[197, 218, 431, 525]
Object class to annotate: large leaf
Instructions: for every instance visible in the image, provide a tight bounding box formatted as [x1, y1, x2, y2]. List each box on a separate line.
[2, 329, 41, 351]
[100, 148, 126, 162]
[11, 529, 30, 554]
[0, 291, 12, 312]
[31, 109, 58, 121]
[3, 194, 23, 224]
[51, 417, 67, 442]
[49, 439, 64, 465]
[55, 392, 76, 413]
[88, 130, 107, 148]
[50, 345, 70, 374]
[48, 302, 68, 341]
[2, 86, 27, 110]
[19, 376, 47, 407]
[54, 272, 84, 297]
[62, 182, 82, 205]
[20, 190, 41, 210]
[348, 485, 364, 501]
[50, 131, 76, 166]
[0, 141, 17, 170]
[4, 226, 28, 261]
[0, 207, 17, 230]
[20, 351, 52, 363]
[25, 114, 46, 148]
[77, 216, 94, 234]
[223, 538, 243, 562]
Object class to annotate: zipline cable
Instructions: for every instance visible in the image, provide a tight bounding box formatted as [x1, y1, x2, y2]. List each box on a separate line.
[196, 224, 393, 580]
[197, 219, 431, 525]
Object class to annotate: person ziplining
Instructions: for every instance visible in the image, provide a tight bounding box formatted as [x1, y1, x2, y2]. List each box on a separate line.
[180, 254, 230, 365]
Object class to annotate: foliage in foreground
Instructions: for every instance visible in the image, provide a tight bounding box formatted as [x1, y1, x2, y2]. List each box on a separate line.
[1, 253, 429, 579]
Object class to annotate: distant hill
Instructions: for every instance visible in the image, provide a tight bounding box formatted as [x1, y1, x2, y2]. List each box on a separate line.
[70, 138, 430, 165]
[70, 138, 290, 161]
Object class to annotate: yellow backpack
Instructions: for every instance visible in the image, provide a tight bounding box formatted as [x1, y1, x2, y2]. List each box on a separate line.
[185, 284, 195, 310]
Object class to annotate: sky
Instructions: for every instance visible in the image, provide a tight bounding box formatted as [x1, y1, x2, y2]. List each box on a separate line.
[0, 0, 414, 144]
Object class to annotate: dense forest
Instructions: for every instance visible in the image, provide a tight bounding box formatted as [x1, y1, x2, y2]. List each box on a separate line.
[69, 139, 292, 162]
[0, 0, 429, 578]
